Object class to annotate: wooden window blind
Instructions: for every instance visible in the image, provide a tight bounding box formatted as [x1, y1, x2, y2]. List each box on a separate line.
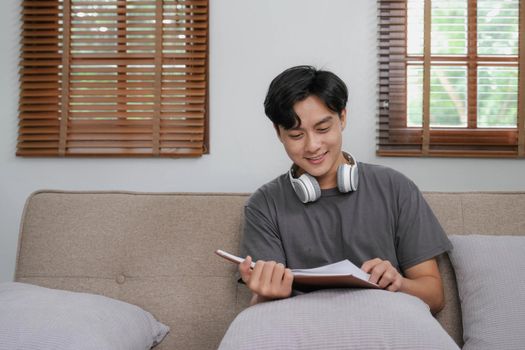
[378, 0, 524, 157]
[18, 0, 208, 157]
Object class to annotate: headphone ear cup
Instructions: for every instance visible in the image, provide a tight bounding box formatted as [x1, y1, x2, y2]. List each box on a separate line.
[291, 173, 321, 203]
[299, 173, 321, 203]
[349, 163, 358, 191]
[337, 163, 352, 193]
[337, 163, 359, 193]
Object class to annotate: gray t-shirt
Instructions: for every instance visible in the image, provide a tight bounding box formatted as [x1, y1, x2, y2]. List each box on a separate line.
[241, 162, 452, 274]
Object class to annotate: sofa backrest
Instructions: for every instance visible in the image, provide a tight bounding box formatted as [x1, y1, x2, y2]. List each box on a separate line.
[16, 191, 251, 350]
[15, 190, 525, 349]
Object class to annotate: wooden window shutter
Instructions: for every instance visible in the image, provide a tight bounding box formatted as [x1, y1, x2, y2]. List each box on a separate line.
[377, 0, 524, 158]
[18, 0, 209, 157]
[378, 0, 411, 154]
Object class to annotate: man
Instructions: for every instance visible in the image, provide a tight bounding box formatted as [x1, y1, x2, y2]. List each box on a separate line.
[239, 65, 452, 314]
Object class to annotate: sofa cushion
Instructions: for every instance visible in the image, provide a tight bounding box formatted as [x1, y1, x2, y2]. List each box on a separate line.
[0, 282, 169, 350]
[219, 289, 459, 350]
[448, 235, 525, 350]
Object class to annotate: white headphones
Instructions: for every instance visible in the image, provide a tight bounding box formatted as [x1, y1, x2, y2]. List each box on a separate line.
[288, 152, 359, 203]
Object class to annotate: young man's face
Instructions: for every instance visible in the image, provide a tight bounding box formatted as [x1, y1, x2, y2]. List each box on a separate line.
[276, 95, 347, 190]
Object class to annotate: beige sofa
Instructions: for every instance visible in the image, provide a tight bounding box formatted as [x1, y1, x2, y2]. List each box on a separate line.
[14, 190, 525, 349]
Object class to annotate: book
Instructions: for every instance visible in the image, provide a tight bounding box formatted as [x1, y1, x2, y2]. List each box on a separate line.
[215, 249, 379, 289]
[292, 260, 379, 289]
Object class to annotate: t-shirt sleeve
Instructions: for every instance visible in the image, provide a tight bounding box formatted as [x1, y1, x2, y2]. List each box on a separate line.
[240, 191, 286, 265]
[394, 176, 453, 272]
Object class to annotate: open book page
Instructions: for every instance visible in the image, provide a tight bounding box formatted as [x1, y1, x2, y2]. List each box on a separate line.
[292, 260, 369, 279]
[292, 260, 379, 289]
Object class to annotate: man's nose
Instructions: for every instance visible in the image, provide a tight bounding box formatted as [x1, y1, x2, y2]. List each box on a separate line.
[305, 133, 321, 152]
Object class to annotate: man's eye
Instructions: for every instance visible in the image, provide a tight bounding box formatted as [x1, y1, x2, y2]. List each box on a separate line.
[289, 133, 303, 139]
[318, 127, 330, 133]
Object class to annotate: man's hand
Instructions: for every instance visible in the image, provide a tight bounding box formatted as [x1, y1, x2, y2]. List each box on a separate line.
[361, 258, 404, 292]
[362, 258, 445, 314]
[239, 256, 294, 305]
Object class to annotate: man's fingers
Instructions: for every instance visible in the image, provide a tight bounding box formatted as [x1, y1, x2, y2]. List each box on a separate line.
[378, 270, 395, 288]
[239, 256, 252, 271]
[259, 261, 277, 290]
[273, 266, 293, 298]
[272, 263, 285, 283]
[386, 278, 402, 292]
[244, 261, 293, 300]
[247, 260, 266, 288]
[239, 256, 252, 283]
[362, 258, 403, 292]
[361, 258, 382, 273]
[368, 262, 388, 284]
[282, 268, 294, 288]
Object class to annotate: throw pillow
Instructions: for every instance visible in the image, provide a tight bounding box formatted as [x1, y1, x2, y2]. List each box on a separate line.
[0, 282, 169, 350]
[219, 289, 459, 350]
[448, 234, 525, 350]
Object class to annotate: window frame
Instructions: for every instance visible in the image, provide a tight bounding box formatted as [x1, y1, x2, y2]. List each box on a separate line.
[377, 0, 525, 158]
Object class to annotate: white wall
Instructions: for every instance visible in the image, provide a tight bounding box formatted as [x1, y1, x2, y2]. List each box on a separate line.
[1, 0, 524, 282]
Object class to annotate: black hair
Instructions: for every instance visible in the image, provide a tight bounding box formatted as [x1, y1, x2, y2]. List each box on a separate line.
[263, 65, 348, 129]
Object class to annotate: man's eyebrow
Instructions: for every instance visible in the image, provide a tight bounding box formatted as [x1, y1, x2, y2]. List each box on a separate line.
[288, 116, 333, 131]
[314, 116, 333, 127]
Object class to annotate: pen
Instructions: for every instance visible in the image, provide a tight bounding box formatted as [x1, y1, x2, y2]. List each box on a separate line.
[215, 249, 256, 269]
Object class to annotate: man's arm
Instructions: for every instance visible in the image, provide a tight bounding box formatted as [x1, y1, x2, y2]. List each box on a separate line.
[239, 256, 294, 306]
[361, 258, 444, 314]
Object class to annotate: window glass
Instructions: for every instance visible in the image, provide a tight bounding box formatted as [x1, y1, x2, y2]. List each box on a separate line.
[430, 65, 467, 127]
[407, 65, 424, 127]
[432, 0, 468, 56]
[478, 0, 519, 56]
[477, 66, 518, 127]
[407, 0, 424, 55]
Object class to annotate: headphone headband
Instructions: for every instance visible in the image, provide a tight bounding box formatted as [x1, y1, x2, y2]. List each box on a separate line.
[342, 151, 356, 166]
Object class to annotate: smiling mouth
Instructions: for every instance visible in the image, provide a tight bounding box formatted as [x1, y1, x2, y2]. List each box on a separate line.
[306, 152, 327, 163]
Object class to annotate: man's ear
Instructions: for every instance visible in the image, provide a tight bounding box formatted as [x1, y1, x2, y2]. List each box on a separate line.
[274, 124, 284, 143]
[340, 109, 347, 130]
